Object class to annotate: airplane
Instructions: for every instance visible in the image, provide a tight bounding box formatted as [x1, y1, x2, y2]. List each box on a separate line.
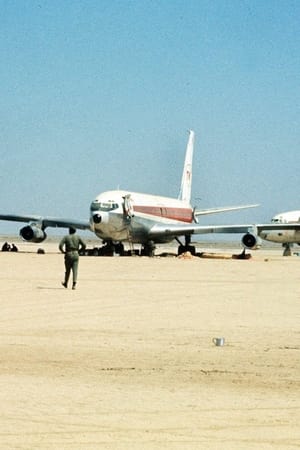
[258, 210, 300, 256]
[1, 130, 299, 256]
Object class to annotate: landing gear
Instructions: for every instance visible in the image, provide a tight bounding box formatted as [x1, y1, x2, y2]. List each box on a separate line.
[88, 240, 156, 257]
[282, 243, 292, 256]
[98, 241, 114, 256]
[114, 243, 125, 256]
[141, 240, 156, 257]
[176, 235, 196, 256]
[97, 241, 125, 256]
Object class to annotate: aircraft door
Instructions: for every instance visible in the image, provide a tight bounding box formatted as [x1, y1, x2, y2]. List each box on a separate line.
[123, 194, 134, 219]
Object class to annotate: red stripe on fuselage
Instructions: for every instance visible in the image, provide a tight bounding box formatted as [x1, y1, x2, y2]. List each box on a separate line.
[133, 205, 193, 223]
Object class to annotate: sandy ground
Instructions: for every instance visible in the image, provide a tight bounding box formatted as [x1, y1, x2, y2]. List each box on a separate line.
[0, 240, 299, 449]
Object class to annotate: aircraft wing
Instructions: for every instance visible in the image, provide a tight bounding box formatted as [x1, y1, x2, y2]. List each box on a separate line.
[194, 204, 259, 217]
[149, 222, 300, 240]
[0, 214, 91, 230]
[149, 223, 255, 239]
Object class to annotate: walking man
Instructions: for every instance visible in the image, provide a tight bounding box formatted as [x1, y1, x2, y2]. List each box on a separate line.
[59, 227, 86, 290]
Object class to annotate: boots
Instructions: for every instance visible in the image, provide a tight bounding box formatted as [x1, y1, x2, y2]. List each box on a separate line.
[61, 280, 76, 290]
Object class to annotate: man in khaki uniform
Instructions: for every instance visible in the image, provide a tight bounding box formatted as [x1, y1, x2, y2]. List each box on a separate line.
[59, 227, 86, 290]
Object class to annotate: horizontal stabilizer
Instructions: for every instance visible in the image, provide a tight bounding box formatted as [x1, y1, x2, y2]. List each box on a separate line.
[194, 204, 259, 217]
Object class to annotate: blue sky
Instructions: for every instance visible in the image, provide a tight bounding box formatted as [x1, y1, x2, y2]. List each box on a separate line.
[1, 0, 300, 235]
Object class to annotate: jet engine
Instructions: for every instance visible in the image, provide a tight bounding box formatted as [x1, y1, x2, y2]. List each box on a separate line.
[241, 233, 261, 249]
[20, 225, 47, 243]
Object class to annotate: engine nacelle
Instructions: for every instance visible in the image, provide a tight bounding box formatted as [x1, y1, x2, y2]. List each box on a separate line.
[241, 233, 261, 249]
[20, 225, 47, 243]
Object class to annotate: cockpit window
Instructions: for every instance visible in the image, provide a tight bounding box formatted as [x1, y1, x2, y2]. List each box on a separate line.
[90, 201, 119, 212]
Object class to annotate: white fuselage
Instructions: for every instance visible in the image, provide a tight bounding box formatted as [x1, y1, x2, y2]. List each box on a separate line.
[259, 210, 300, 244]
[90, 190, 193, 243]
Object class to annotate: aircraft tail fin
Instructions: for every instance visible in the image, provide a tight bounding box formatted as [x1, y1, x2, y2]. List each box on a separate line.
[178, 130, 195, 204]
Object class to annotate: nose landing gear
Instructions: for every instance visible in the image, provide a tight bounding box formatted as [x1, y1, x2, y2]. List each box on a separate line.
[282, 243, 292, 256]
[141, 240, 156, 257]
[96, 241, 124, 256]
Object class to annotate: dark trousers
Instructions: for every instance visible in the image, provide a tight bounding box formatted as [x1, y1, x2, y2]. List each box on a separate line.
[64, 252, 79, 285]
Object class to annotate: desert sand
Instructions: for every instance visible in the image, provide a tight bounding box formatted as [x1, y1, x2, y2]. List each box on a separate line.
[0, 240, 299, 449]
